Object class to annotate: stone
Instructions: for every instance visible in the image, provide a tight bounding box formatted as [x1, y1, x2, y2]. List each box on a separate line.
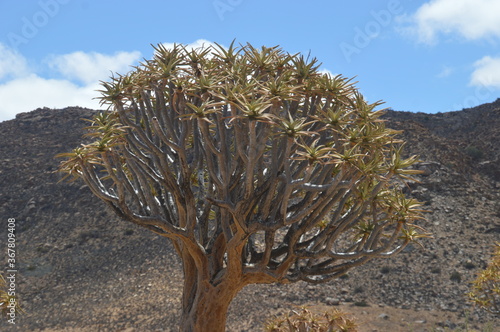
[325, 297, 340, 305]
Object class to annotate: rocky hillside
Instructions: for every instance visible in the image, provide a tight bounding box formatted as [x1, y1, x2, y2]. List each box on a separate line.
[0, 102, 499, 331]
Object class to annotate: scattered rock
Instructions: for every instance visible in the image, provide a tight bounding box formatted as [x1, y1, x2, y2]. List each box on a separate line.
[325, 297, 340, 306]
[378, 313, 390, 320]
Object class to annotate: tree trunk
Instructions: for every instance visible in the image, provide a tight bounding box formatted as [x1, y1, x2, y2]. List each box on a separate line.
[179, 275, 241, 332]
[177, 249, 243, 332]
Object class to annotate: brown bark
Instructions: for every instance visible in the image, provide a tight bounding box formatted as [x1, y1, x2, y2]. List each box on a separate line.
[179, 268, 242, 332]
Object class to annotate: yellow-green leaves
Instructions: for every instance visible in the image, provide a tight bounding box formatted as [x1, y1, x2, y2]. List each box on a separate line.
[97, 77, 126, 107]
[291, 54, 320, 83]
[278, 113, 316, 139]
[56, 111, 127, 182]
[184, 100, 224, 123]
[388, 144, 422, 181]
[354, 221, 376, 241]
[55, 147, 89, 182]
[0, 274, 24, 320]
[84, 112, 127, 140]
[245, 44, 283, 72]
[399, 226, 432, 249]
[151, 43, 183, 78]
[295, 138, 334, 165]
[388, 190, 426, 223]
[264, 306, 357, 332]
[469, 243, 500, 315]
[316, 104, 348, 130]
[230, 95, 274, 123]
[317, 73, 355, 96]
[259, 73, 299, 107]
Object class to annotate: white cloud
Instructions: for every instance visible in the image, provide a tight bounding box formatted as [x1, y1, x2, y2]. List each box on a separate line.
[470, 56, 500, 88]
[0, 43, 29, 80]
[159, 39, 219, 53]
[47, 50, 141, 85]
[0, 74, 103, 122]
[319, 69, 340, 78]
[0, 43, 142, 122]
[402, 0, 500, 44]
[0, 40, 238, 122]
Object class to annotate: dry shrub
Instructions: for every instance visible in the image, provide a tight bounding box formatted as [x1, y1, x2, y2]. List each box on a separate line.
[265, 306, 357, 332]
[469, 242, 500, 315]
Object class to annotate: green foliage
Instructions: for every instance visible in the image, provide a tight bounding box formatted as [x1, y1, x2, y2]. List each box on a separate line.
[468, 243, 500, 315]
[265, 307, 357, 332]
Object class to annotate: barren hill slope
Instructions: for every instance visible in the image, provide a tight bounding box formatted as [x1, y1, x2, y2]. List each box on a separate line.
[0, 103, 499, 331]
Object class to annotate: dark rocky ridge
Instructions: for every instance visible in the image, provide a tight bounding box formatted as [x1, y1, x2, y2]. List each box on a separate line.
[0, 102, 499, 331]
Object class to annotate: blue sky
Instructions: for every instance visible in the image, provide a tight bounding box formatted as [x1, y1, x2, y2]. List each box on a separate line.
[1, 0, 500, 122]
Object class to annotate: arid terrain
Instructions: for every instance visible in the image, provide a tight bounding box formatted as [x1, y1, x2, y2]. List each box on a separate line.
[1, 101, 499, 331]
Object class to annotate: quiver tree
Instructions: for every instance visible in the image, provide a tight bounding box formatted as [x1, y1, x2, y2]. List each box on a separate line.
[58, 42, 428, 331]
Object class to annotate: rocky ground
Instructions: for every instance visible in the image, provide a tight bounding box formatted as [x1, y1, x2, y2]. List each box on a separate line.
[1, 102, 499, 331]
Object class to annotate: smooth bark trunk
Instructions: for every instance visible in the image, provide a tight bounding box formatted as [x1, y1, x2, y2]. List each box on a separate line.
[179, 276, 240, 332]
[177, 248, 244, 332]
